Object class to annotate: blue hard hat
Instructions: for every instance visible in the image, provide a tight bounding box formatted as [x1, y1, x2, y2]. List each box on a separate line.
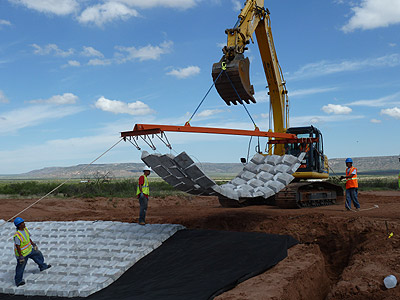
[345, 158, 353, 163]
[14, 217, 24, 227]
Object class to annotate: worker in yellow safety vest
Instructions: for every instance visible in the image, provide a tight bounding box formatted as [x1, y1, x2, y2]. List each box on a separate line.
[340, 158, 360, 211]
[13, 217, 51, 287]
[136, 166, 151, 225]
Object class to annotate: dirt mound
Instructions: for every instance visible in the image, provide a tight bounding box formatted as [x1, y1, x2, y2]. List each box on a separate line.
[1, 191, 400, 299]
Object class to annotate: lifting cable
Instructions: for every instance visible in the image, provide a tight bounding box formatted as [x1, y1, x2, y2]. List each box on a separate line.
[178, 62, 260, 159]
[223, 71, 258, 129]
[185, 69, 224, 125]
[223, 70, 261, 158]
[0, 137, 124, 229]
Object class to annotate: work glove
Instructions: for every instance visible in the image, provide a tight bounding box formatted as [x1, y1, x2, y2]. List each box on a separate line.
[33, 245, 38, 251]
[339, 176, 345, 180]
[18, 256, 25, 264]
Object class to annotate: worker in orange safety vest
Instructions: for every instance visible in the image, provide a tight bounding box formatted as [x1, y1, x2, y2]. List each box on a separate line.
[340, 158, 360, 211]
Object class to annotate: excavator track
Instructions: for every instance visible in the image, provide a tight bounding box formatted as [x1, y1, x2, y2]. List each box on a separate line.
[218, 195, 275, 208]
[275, 181, 344, 209]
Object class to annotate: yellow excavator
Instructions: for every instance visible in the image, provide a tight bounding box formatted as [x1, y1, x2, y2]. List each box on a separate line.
[121, 0, 343, 208]
[211, 0, 343, 208]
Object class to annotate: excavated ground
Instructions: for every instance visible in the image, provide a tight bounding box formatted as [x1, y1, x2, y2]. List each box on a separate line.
[1, 190, 400, 299]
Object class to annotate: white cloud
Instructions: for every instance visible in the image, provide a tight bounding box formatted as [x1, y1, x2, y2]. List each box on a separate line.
[287, 54, 400, 80]
[31, 43, 74, 57]
[0, 133, 122, 173]
[88, 58, 112, 66]
[288, 114, 364, 127]
[29, 93, 78, 105]
[0, 19, 12, 28]
[259, 112, 364, 126]
[166, 65, 200, 79]
[254, 87, 337, 103]
[216, 42, 226, 48]
[81, 46, 104, 58]
[87, 58, 111, 66]
[197, 109, 224, 118]
[66, 60, 81, 67]
[370, 118, 381, 123]
[381, 107, 400, 119]
[0, 104, 83, 135]
[322, 104, 352, 115]
[8, 0, 197, 29]
[115, 40, 173, 62]
[116, 0, 197, 9]
[0, 90, 9, 103]
[254, 91, 268, 103]
[232, 0, 242, 11]
[78, 2, 139, 26]
[9, 0, 79, 15]
[290, 87, 338, 98]
[95, 96, 155, 115]
[342, 0, 400, 32]
[346, 91, 400, 107]
[389, 43, 397, 47]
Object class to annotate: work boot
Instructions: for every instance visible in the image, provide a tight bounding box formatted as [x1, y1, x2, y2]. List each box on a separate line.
[139, 221, 146, 225]
[40, 264, 51, 272]
[17, 280, 25, 287]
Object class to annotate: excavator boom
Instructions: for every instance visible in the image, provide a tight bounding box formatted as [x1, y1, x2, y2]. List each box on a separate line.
[212, 0, 288, 155]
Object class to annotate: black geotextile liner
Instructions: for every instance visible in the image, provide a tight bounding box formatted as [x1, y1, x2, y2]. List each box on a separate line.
[1, 229, 298, 300]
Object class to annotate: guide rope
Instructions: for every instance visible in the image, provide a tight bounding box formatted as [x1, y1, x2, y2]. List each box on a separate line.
[1, 138, 124, 228]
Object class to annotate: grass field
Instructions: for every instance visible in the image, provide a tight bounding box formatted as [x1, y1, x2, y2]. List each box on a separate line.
[0, 175, 398, 198]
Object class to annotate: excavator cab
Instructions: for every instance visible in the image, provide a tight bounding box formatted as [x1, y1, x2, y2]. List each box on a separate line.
[285, 126, 329, 179]
[212, 54, 256, 106]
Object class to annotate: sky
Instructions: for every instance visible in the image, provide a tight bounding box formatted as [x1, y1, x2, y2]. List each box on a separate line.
[1, 0, 400, 174]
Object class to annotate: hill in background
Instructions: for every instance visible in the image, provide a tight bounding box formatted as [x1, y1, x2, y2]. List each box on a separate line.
[1, 155, 399, 180]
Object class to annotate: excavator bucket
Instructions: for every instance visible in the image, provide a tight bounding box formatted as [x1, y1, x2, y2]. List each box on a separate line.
[212, 55, 255, 106]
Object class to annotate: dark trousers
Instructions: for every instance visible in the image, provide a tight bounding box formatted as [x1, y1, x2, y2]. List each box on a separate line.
[139, 193, 149, 223]
[15, 249, 49, 285]
[345, 188, 360, 209]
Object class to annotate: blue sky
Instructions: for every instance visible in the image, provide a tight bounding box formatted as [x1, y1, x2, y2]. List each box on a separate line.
[1, 0, 400, 174]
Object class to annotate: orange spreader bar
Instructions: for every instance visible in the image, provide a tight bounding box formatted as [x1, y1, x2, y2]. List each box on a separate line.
[121, 123, 297, 139]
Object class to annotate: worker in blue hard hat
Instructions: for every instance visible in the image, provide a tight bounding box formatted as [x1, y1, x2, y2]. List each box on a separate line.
[13, 217, 51, 287]
[340, 158, 360, 211]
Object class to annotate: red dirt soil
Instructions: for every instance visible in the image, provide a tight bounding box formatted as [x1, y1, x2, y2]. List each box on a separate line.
[1, 190, 400, 299]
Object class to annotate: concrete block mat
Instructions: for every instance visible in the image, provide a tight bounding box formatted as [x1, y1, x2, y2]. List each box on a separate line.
[152, 165, 171, 178]
[159, 154, 178, 169]
[141, 151, 303, 203]
[0, 221, 184, 298]
[173, 152, 195, 169]
[141, 151, 161, 169]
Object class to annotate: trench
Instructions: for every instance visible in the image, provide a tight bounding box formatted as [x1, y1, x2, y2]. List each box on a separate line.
[172, 210, 372, 300]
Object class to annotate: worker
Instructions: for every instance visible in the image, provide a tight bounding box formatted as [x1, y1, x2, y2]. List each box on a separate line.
[340, 158, 360, 211]
[13, 217, 51, 287]
[300, 143, 310, 153]
[136, 166, 151, 225]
